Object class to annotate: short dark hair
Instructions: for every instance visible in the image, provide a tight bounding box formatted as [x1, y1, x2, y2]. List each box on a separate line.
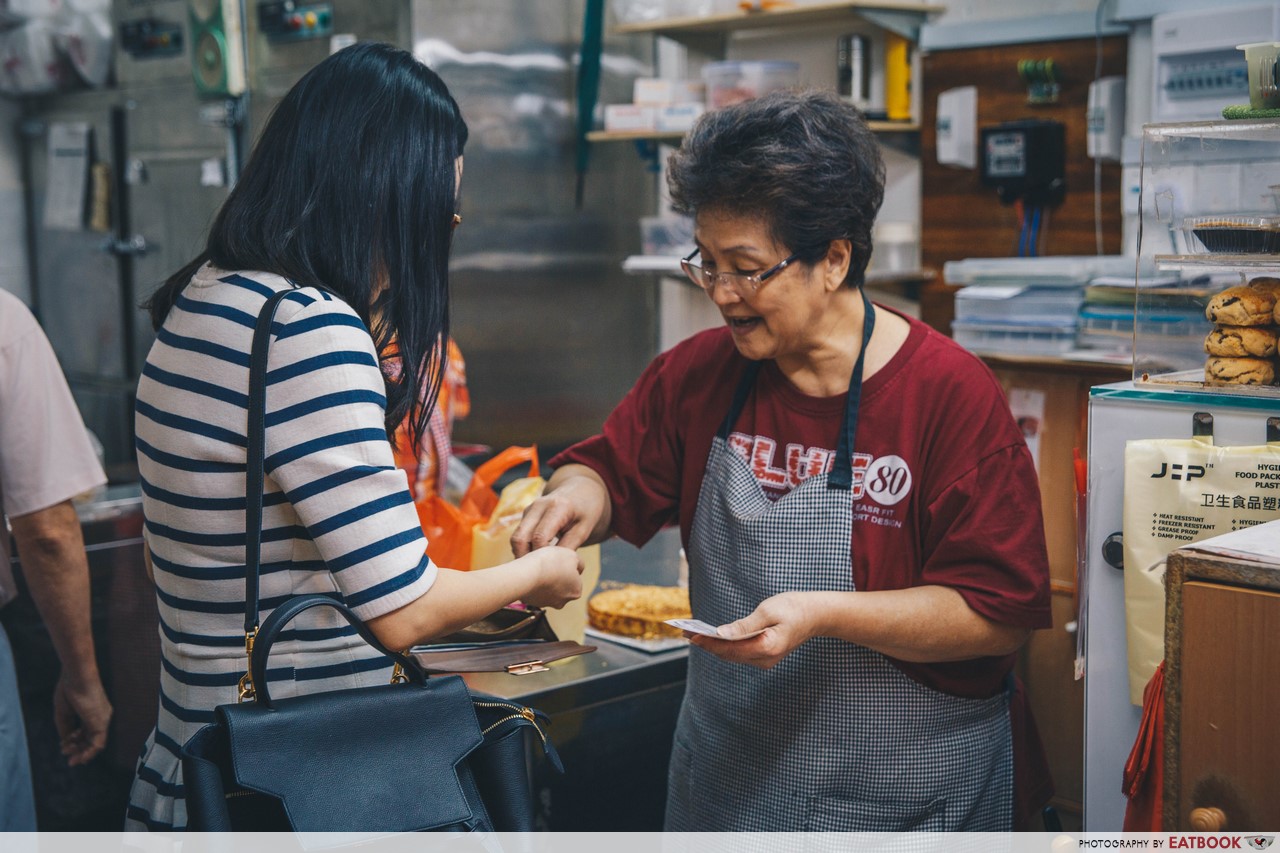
[145, 41, 468, 452]
[666, 89, 885, 287]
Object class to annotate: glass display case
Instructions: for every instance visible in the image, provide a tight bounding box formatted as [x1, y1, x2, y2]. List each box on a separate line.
[1135, 119, 1280, 398]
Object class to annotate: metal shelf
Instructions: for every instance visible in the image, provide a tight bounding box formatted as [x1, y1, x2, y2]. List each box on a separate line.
[587, 130, 688, 143]
[612, 1, 943, 39]
[1154, 254, 1280, 272]
[589, 120, 918, 144]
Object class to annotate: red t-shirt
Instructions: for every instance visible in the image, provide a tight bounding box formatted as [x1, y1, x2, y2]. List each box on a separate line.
[555, 313, 1051, 685]
[553, 310, 1055, 822]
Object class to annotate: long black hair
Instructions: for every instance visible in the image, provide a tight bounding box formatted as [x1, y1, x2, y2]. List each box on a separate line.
[145, 41, 468, 454]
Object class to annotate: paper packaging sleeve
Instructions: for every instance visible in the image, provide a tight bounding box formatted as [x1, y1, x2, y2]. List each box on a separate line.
[604, 104, 656, 133]
[633, 78, 673, 105]
[656, 103, 705, 132]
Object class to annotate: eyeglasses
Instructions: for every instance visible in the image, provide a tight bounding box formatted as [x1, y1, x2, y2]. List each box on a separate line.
[680, 247, 800, 296]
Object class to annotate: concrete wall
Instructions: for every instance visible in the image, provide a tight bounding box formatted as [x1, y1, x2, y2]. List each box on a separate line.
[0, 98, 29, 304]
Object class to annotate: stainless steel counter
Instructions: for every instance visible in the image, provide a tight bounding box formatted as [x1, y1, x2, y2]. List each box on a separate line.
[462, 530, 690, 831]
[462, 637, 687, 710]
[463, 638, 688, 831]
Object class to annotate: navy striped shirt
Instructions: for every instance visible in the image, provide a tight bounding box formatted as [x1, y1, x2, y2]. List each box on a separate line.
[125, 265, 436, 831]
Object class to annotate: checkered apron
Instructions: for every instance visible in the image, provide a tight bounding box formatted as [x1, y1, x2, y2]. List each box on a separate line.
[665, 294, 1014, 831]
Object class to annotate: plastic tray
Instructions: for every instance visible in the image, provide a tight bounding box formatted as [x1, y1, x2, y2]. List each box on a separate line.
[1080, 307, 1208, 335]
[951, 319, 1078, 356]
[955, 286, 1084, 322]
[1182, 214, 1280, 254]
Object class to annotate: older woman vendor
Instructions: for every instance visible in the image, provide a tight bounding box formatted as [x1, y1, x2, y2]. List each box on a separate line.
[513, 89, 1053, 831]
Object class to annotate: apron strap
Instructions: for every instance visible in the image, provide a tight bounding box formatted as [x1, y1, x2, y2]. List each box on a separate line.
[716, 360, 762, 441]
[716, 287, 877, 492]
[828, 287, 875, 491]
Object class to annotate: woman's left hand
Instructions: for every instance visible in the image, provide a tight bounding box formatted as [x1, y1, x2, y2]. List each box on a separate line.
[687, 591, 818, 669]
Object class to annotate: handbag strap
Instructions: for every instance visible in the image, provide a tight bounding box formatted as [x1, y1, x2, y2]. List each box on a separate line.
[252, 594, 429, 708]
[237, 290, 292, 701]
[237, 288, 429, 704]
[244, 290, 292, 637]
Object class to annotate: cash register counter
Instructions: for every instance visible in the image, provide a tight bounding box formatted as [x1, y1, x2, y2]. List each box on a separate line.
[3, 484, 689, 830]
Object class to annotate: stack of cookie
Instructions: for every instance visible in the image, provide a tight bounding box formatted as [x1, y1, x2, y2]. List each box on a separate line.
[1203, 277, 1280, 386]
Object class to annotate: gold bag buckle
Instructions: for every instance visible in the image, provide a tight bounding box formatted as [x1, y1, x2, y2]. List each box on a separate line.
[237, 628, 257, 703]
[506, 660, 548, 676]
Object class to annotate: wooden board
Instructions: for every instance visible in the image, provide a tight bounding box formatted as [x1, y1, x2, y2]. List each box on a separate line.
[1175, 581, 1280, 828]
[987, 361, 1128, 814]
[919, 35, 1128, 335]
[1164, 551, 1280, 829]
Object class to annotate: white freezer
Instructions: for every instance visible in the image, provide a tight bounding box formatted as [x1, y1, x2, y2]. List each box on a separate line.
[1083, 380, 1280, 829]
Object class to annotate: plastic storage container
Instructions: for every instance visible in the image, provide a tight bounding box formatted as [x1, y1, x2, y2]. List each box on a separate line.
[1238, 41, 1280, 110]
[870, 221, 919, 274]
[701, 61, 800, 110]
[640, 215, 695, 257]
[1182, 215, 1280, 254]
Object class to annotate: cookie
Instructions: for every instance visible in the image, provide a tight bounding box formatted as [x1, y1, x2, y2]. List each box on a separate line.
[1204, 356, 1276, 386]
[1249, 276, 1280, 300]
[1204, 325, 1279, 357]
[1205, 286, 1277, 326]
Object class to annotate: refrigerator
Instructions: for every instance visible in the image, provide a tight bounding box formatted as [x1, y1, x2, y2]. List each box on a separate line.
[1082, 380, 1280, 829]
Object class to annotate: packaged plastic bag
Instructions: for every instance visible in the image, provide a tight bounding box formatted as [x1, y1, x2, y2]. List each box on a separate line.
[1122, 436, 1280, 704]
[416, 445, 540, 570]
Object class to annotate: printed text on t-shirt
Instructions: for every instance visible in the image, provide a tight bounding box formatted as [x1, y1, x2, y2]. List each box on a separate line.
[728, 433, 873, 498]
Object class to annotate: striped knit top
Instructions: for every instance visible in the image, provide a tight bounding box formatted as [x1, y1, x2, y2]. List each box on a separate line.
[126, 265, 436, 830]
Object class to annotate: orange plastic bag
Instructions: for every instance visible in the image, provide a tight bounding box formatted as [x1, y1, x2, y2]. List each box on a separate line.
[417, 446, 539, 570]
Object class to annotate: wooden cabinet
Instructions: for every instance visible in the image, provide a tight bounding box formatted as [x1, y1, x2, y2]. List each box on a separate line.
[982, 354, 1130, 817]
[1164, 551, 1280, 829]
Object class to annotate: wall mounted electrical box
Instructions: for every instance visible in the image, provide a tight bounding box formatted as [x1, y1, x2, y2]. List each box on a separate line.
[1087, 75, 1126, 161]
[189, 0, 247, 97]
[980, 119, 1065, 206]
[258, 1, 334, 42]
[937, 85, 977, 169]
[1151, 3, 1280, 123]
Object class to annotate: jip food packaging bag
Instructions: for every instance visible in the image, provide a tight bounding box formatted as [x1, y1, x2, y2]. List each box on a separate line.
[1122, 436, 1280, 704]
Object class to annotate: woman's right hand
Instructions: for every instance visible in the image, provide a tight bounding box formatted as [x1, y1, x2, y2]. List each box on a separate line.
[511, 464, 612, 556]
[520, 546, 584, 609]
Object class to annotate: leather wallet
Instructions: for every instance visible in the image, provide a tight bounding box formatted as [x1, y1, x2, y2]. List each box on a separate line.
[412, 640, 596, 675]
[437, 606, 558, 644]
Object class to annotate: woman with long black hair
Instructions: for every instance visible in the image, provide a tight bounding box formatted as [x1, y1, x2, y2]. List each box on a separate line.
[126, 42, 582, 830]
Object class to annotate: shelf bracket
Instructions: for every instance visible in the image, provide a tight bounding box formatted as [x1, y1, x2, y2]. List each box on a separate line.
[859, 10, 923, 41]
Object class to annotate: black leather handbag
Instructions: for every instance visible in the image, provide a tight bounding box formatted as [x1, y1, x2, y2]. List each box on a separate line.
[179, 289, 560, 832]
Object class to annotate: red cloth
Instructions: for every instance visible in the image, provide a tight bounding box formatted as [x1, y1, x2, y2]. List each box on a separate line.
[553, 310, 1053, 696]
[1123, 660, 1166, 831]
[552, 308, 1056, 824]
